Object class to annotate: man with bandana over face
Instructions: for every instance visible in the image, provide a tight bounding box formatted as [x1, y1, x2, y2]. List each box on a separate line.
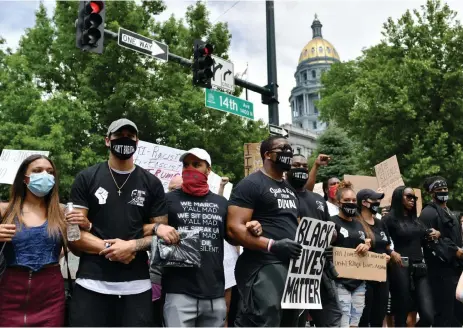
[68, 119, 178, 326]
[227, 136, 302, 327]
[286, 154, 341, 327]
[420, 176, 463, 327]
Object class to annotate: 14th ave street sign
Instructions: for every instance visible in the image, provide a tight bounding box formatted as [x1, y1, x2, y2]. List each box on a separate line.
[118, 27, 168, 62]
[205, 89, 254, 120]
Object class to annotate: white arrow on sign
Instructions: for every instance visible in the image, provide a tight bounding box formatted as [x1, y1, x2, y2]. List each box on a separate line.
[151, 42, 164, 56]
[269, 125, 289, 137]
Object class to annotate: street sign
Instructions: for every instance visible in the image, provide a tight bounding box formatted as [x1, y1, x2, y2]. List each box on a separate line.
[269, 124, 289, 137]
[118, 27, 168, 62]
[211, 55, 235, 93]
[205, 89, 253, 120]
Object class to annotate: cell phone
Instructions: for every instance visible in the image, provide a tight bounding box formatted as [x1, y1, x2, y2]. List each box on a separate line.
[401, 256, 409, 267]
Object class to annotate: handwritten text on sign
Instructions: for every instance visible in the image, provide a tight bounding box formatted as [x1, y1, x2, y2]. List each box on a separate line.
[0, 149, 50, 184]
[281, 217, 335, 309]
[333, 247, 387, 282]
[374, 155, 404, 207]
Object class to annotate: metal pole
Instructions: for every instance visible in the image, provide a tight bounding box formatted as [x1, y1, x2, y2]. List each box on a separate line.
[266, 0, 279, 125]
[246, 88, 248, 101]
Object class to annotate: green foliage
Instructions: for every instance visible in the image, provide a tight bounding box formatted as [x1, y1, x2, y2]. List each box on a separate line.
[0, 1, 267, 200]
[311, 125, 361, 183]
[318, 0, 463, 207]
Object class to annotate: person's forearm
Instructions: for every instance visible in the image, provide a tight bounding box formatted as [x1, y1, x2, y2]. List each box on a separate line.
[144, 224, 154, 237]
[218, 186, 225, 196]
[227, 224, 269, 251]
[70, 231, 105, 255]
[305, 164, 319, 191]
[132, 235, 153, 252]
[144, 215, 169, 237]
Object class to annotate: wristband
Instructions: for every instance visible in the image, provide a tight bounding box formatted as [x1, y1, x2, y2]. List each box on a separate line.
[153, 223, 161, 236]
[385, 248, 393, 256]
[86, 222, 92, 232]
[267, 239, 275, 253]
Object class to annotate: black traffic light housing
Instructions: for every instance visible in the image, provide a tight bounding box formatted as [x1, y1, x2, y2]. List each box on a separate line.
[76, 1, 105, 54]
[193, 40, 214, 88]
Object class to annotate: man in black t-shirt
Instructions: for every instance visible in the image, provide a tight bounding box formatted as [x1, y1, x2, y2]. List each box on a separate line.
[67, 118, 179, 327]
[228, 136, 302, 327]
[286, 154, 342, 327]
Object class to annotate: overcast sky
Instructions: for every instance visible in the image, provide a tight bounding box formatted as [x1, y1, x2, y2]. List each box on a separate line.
[2, 0, 463, 125]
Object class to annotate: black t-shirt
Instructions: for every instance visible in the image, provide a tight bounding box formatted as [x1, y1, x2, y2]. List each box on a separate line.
[228, 171, 299, 279]
[297, 190, 330, 222]
[162, 189, 228, 299]
[330, 215, 366, 291]
[369, 218, 391, 254]
[70, 162, 167, 282]
[383, 213, 425, 262]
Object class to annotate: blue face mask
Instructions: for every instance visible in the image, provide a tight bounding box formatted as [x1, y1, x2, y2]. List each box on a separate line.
[26, 172, 55, 197]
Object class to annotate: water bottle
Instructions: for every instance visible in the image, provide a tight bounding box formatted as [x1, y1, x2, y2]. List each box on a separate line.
[66, 202, 81, 241]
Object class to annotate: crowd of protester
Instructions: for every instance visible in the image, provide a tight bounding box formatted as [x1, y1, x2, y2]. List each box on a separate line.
[1, 118, 463, 327]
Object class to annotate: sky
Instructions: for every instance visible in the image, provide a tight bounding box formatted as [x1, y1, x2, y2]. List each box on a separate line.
[2, 0, 463, 125]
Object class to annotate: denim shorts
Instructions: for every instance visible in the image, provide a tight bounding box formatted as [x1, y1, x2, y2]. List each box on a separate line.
[336, 282, 366, 327]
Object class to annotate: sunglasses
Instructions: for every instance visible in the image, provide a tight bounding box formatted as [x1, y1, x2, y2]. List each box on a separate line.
[404, 194, 418, 201]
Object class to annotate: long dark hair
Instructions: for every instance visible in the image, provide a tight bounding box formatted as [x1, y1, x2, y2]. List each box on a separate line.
[1, 155, 66, 239]
[389, 186, 417, 219]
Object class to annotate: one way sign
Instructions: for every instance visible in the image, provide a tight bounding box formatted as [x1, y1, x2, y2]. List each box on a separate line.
[118, 27, 168, 62]
[269, 124, 289, 137]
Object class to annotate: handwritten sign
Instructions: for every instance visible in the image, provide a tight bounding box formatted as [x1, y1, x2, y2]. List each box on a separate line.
[224, 240, 239, 289]
[333, 247, 387, 282]
[344, 175, 379, 194]
[374, 155, 405, 207]
[281, 217, 335, 309]
[0, 149, 50, 184]
[243, 143, 263, 177]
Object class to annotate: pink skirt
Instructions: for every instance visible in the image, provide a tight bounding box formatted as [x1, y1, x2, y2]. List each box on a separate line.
[0, 266, 65, 327]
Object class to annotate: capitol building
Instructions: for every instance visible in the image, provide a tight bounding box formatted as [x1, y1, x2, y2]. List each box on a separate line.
[289, 15, 340, 133]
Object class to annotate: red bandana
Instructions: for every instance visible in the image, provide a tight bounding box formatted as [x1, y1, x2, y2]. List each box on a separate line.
[182, 168, 209, 197]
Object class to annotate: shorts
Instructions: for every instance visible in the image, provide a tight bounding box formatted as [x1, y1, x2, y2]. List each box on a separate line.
[336, 282, 366, 327]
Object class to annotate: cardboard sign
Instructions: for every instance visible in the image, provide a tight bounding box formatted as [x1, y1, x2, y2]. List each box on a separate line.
[414, 188, 423, 215]
[313, 182, 324, 197]
[0, 149, 50, 184]
[281, 217, 336, 309]
[243, 143, 263, 177]
[344, 175, 379, 194]
[333, 247, 387, 282]
[374, 155, 405, 206]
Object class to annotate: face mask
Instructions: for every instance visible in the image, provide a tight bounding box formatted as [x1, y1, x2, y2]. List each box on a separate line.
[435, 191, 449, 203]
[340, 202, 357, 217]
[271, 151, 293, 171]
[182, 168, 209, 197]
[366, 202, 381, 215]
[110, 137, 137, 160]
[287, 168, 308, 189]
[26, 172, 55, 197]
[328, 185, 338, 199]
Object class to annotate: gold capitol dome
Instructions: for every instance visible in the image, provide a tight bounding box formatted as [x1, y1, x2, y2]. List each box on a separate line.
[298, 14, 340, 64]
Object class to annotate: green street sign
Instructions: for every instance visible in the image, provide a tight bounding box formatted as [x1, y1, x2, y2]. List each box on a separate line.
[205, 89, 254, 120]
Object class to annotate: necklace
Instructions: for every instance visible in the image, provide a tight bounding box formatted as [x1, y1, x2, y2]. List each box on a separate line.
[108, 162, 133, 196]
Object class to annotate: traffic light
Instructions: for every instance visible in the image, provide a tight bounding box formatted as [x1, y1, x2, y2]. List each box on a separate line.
[193, 40, 214, 88]
[76, 1, 105, 54]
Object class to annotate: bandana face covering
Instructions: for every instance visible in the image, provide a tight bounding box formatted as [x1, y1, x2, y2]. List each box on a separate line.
[287, 168, 309, 189]
[182, 168, 209, 197]
[328, 185, 338, 199]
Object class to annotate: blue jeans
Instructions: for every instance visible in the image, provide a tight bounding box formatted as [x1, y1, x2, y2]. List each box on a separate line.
[336, 282, 366, 327]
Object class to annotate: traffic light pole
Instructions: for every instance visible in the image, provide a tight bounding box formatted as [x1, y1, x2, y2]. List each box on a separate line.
[265, 0, 279, 126]
[104, 28, 274, 98]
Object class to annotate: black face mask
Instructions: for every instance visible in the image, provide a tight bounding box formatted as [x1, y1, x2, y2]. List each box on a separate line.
[287, 168, 309, 189]
[272, 151, 293, 172]
[340, 203, 357, 217]
[435, 191, 449, 203]
[110, 137, 137, 160]
[366, 202, 381, 215]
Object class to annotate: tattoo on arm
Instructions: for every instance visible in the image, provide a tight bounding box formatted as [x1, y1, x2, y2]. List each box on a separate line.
[135, 236, 152, 252]
[150, 215, 168, 225]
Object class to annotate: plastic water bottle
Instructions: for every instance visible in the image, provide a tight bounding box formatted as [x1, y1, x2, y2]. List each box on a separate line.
[66, 202, 81, 241]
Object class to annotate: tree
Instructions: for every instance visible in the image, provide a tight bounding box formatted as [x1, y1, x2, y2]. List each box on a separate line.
[0, 1, 268, 200]
[310, 125, 361, 183]
[318, 0, 463, 206]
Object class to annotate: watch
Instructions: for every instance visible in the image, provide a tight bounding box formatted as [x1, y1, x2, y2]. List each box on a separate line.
[152, 223, 161, 236]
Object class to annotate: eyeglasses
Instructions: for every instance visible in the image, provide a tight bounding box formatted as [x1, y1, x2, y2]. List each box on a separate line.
[270, 145, 293, 153]
[404, 194, 418, 201]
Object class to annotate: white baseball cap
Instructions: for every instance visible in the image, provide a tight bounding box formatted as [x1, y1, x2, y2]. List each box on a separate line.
[179, 148, 212, 166]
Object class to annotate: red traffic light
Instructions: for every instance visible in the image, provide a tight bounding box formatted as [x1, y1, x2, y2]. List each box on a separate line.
[198, 43, 214, 56]
[86, 1, 104, 14]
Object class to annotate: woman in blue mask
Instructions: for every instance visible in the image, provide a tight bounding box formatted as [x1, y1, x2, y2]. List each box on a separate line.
[0, 155, 67, 326]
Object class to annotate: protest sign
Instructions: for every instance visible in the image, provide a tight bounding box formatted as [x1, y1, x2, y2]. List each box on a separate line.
[281, 217, 335, 309]
[223, 240, 239, 289]
[344, 175, 379, 194]
[333, 247, 387, 282]
[374, 155, 405, 207]
[0, 149, 50, 184]
[313, 182, 324, 197]
[243, 143, 263, 177]
[414, 188, 423, 215]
